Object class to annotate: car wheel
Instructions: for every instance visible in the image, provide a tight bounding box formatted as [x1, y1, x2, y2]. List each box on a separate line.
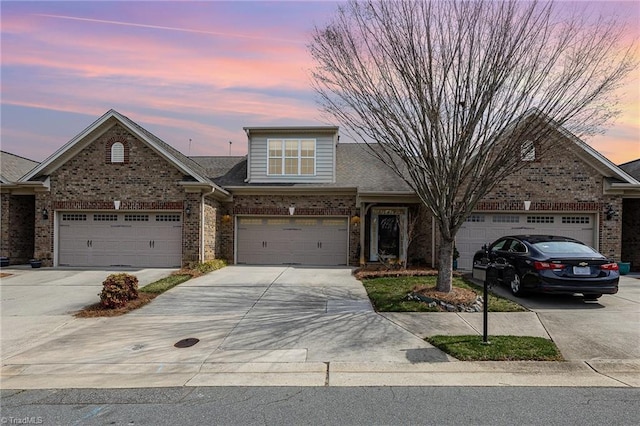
[583, 294, 602, 301]
[510, 273, 524, 296]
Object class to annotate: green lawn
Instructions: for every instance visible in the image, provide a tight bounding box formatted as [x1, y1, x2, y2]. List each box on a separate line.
[361, 275, 525, 312]
[139, 274, 192, 294]
[427, 335, 564, 361]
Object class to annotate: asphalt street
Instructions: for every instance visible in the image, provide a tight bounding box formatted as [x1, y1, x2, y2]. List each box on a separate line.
[1, 386, 639, 425]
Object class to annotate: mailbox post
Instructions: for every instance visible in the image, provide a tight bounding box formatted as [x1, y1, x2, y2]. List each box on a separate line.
[483, 262, 515, 345]
[483, 266, 498, 344]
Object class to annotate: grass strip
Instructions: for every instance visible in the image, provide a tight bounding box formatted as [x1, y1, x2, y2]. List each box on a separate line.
[361, 275, 525, 312]
[139, 274, 192, 294]
[427, 335, 564, 361]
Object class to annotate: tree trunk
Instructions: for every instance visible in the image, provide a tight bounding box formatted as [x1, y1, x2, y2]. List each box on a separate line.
[436, 236, 454, 292]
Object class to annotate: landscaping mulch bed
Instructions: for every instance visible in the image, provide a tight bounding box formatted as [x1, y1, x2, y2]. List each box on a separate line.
[412, 285, 478, 306]
[74, 293, 158, 318]
[353, 266, 463, 280]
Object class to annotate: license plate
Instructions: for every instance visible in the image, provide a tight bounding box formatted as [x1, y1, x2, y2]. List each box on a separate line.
[573, 266, 591, 275]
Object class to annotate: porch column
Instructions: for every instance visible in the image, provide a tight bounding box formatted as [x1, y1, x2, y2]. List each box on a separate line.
[359, 201, 366, 266]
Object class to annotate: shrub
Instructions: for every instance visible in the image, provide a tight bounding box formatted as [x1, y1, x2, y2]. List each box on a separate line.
[180, 259, 227, 277]
[99, 273, 139, 309]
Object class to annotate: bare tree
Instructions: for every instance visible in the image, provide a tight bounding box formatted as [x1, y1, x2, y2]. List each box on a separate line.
[309, 0, 636, 292]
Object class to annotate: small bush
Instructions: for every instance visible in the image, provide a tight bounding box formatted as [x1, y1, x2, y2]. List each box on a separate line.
[99, 273, 139, 309]
[181, 259, 227, 277]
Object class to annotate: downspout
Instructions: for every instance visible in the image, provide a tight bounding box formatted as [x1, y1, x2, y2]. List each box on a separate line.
[359, 202, 376, 265]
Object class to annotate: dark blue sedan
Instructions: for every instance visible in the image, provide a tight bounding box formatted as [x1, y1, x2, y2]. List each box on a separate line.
[473, 235, 619, 300]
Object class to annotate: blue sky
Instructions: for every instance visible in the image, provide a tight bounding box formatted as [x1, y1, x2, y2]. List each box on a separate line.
[1, 0, 638, 164]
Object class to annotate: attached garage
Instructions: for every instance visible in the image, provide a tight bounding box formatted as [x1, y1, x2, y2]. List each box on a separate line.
[58, 212, 182, 267]
[456, 213, 596, 270]
[236, 216, 348, 265]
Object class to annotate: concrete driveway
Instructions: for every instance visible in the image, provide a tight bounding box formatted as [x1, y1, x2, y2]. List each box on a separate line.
[2, 266, 637, 388]
[492, 275, 640, 361]
[0, 267, 176, 359]
[1, 266, 450, 388]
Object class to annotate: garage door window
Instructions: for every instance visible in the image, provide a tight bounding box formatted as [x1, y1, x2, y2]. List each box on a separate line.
[466, 215, 485, 222]
[62, 213, 87, 221]
[156, 214, 181, 222]
[94, 214, 118, 221]
[493, 215, 520, 223]
[562, 216, 590, 224]
[125, 214, 149, 221]
[527, 216, 554, 223]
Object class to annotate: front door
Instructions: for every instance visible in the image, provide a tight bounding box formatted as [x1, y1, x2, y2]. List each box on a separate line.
[369, 207, 408, 262]
[377, 215, 400, 258]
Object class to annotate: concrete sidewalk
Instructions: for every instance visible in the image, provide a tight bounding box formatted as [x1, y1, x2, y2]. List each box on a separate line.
[1, 267, 639, 389]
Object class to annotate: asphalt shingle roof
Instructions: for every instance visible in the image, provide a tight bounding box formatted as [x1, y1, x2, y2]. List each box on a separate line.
[190, 143, 412, 193]
[0, 151, 39, 183]
[619, 159, 640, 181]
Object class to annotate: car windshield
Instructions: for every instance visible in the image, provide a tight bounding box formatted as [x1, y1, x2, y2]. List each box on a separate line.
[532, 241, 598, 255]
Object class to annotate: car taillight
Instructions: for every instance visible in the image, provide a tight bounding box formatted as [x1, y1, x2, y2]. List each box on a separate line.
[600, 263, 619, 271]
[534, 261, 566, 271]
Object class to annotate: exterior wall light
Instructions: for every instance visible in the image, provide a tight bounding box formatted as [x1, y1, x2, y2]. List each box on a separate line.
[351, 215, 361, 225]
[605, 205, 617, 220]
[222, 214, 232, 223]
[289, 206, 295, 216]
[185, 204, 191, 217]
[42, 208, 49, 220]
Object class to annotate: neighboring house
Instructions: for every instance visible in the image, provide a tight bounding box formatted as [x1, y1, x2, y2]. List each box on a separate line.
[1, 109, 639, 269]
[0, 151, 39, 263]
[619, 159, 640, 271]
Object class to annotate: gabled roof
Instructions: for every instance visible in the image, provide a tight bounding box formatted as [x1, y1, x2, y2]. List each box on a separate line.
[0, 151, 39, 183]
[20, 109, 229, 197]
[558, 128, 640, 186]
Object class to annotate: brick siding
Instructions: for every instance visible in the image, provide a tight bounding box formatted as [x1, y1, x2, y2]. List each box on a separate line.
[469, 134, 622, 260]
[622, 199, 640, 271]
[0, 194, 35, 264]
[34, 123, 198, 266]
[231, 193, 360, 265]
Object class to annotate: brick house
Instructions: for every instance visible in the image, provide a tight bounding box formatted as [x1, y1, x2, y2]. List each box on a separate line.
[0, 152, 39, 264]
[1, 109, 638, 269]
[619, 159, 640, 271]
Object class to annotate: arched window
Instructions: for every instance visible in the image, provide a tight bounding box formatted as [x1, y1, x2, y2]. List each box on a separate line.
[111, 142, 125, 163]
[521, 140, 536, 162]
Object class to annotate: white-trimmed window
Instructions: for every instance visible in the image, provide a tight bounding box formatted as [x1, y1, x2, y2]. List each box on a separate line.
[111, 142, 125, 163]
[268, 139, 316, 175]
[521, 140, 536, 161]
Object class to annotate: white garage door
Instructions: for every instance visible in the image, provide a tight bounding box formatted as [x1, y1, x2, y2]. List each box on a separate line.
[236, 217, 348, 266]
[58, 212, 182, 267]
[456, 213, 596, 270]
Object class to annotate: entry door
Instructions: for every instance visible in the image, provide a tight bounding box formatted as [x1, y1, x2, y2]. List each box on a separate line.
[369, 207, 408, 262]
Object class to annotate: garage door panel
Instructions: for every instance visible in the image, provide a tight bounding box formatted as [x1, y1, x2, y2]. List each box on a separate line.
[58, 212, 182, 267]
[236, 216, 348, 266]
[457, 213, 595, 270]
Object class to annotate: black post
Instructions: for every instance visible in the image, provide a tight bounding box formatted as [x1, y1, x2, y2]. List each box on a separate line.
[483, 277, 490, 345]
[483, 265, 498, 345]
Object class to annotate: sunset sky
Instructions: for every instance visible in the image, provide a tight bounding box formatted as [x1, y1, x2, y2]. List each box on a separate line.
[1, 1, 638, 165]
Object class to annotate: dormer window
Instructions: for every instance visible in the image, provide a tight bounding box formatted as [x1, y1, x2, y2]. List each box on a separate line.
[111, 142, 125, 163]
[268, 139, 316, 175]
[521, 140, 536, 162]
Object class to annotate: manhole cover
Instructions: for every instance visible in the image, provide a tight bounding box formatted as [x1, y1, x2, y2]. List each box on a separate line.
[174, 338, 200, 348]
